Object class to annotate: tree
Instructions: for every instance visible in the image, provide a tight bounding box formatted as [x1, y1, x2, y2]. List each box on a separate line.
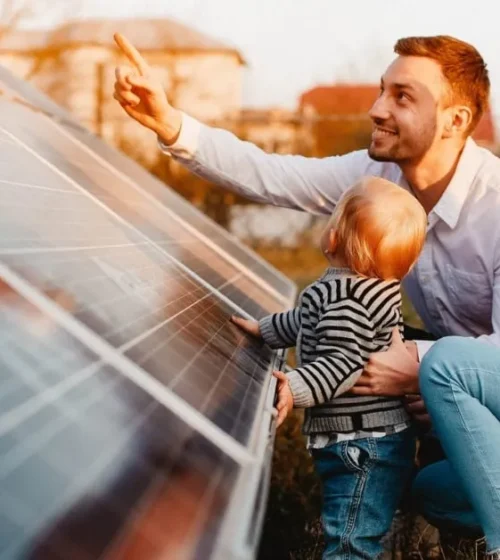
[0, 0, 30, 36]
[0, 0, 83, 85]
[0, 0, 76, 30]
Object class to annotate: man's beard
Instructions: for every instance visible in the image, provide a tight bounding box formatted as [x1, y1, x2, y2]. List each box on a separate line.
[368, 122, 436, 164]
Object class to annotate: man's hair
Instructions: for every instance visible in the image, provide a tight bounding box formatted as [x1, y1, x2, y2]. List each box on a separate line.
[394, 35, 490, 135]
[330, 177, 427, 280]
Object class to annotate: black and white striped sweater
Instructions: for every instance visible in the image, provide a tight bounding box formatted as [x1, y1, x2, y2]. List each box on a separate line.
[259, 267, 411, 434]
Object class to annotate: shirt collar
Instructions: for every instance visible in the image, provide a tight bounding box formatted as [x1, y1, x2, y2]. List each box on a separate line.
[321, 267, 355, 281]
[429, 137, 482, 229]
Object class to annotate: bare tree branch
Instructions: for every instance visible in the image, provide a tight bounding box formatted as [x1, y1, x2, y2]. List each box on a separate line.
[0, 0, 82, 39]
[0, 0, 36, 36]
[0, 0, 83, 79]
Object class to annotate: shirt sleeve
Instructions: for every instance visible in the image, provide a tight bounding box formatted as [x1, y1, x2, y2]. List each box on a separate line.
[416, 268, 500, 361]
[158, 112, 383, 215]
[157, 112, 201, 161]
[287, 299, 374, 407]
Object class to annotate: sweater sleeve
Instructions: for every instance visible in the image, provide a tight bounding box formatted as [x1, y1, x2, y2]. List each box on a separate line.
[258, 306, 301, 349]
[287, 298, 374, 407]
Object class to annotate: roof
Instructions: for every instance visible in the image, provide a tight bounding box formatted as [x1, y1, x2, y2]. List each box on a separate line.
[0, 18, 245, 63]
[300, 84, 379, 116]
[299, 84, 496, 144]
[239, 108, 302, 123]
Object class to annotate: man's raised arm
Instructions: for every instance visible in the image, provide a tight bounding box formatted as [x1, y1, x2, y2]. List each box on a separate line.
[113, 33, 378, 214]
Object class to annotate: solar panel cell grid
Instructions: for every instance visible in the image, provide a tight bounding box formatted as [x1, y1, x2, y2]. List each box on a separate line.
[0, 65, 297, 560]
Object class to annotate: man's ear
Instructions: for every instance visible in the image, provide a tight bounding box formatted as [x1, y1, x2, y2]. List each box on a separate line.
[328, 229, 337, 254]
[453, 106, 473, 136]
[443, 106, 472, 138]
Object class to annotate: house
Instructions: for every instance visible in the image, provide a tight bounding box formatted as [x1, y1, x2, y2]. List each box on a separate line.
[0, 18, 245, 163]
[233, 108, 314, 155]
[299, 84, 497, 154]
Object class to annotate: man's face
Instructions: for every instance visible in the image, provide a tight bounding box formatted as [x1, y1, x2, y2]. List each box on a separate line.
[368, 56, 448, 163]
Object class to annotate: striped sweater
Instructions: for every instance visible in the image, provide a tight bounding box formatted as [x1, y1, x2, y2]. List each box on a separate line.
[259, 267, 411, 434]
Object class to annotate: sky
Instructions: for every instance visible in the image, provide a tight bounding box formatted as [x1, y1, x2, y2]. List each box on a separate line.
[24, 0, 500, 122]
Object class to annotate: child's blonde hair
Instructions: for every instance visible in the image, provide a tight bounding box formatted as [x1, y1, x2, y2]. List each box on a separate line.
[324, 176, 427, 280]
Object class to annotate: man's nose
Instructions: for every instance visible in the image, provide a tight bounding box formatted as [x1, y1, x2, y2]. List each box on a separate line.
[368, 94, 391, 122]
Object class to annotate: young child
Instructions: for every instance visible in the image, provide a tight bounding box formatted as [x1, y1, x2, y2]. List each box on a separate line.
[232, 176, 427, 559]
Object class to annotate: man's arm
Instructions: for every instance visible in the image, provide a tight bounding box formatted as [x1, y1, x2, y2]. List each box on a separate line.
[351, 327, 420, 397]
[351, 269, 500, 397]
[112, 33, 382, 214]
[160, 113, 375, 213]
[401, 262, 500, 366]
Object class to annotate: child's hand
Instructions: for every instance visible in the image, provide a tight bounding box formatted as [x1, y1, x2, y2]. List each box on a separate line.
[231, 315, 261, 338]
[273, 370, 294, 427]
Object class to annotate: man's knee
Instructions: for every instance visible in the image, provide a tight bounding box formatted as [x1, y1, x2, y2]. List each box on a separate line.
[412, 462, 481, 535]
[419, 336, 500, 399]
[419, 337, 464, 398]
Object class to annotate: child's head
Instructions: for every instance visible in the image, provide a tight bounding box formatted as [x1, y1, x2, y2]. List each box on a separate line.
[321, 176, 427, 280]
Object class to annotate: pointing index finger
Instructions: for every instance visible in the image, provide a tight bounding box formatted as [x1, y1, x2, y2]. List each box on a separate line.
[114, 33, 149, 76]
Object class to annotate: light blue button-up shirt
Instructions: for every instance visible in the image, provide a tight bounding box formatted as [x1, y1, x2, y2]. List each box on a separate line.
[160, 114, 500, 360]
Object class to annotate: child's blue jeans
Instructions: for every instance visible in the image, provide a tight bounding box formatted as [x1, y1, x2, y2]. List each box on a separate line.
[311, 427, 416, 559]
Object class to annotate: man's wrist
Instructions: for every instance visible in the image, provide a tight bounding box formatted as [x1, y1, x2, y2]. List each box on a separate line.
[404, 360, 420, 394]
[414, 340, 435, 363]
[156, 109, 183, 145]
[405, 340, 419, 362]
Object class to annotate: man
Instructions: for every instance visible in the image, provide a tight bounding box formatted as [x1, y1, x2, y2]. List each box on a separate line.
[113, 33, 500, 558]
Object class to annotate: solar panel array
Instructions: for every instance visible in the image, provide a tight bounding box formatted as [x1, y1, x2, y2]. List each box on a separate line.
[0, 66, 296, 560]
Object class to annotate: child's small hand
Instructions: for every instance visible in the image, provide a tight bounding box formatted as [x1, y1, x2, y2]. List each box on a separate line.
[231, 315, 262, 338]
[273, 370, 294, 427]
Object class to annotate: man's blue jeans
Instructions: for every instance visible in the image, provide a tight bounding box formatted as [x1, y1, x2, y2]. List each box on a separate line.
[311, 427, 416, 559]
[413, 337, 500, 554]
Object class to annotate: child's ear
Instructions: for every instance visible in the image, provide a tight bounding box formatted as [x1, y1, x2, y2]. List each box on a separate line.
[328, 229, 337, 253]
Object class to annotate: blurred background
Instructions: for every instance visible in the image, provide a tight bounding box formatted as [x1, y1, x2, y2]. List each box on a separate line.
[1, 0, 497, 557]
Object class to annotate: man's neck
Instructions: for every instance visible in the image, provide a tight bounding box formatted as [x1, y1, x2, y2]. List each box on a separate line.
[399, 141, 466, 214]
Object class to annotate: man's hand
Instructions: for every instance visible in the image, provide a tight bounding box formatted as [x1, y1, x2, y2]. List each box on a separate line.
[273, 370, 294, 427]
[405, 340, 419, 361]
[350, 327, 420, 396]
[113, 33, 182, 144]
[404, 394, 432, 430]
[230, 315, 262, 338]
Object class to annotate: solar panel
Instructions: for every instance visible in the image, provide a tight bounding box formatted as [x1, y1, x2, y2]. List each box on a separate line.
[0, 290, 240, 560]
[0, 67, 295, 303]
[0, 65, 86, 133]
[0, 66, 297, 560]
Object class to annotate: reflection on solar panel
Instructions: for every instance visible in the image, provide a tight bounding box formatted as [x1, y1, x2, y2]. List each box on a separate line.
[0, 66, 297, 559]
